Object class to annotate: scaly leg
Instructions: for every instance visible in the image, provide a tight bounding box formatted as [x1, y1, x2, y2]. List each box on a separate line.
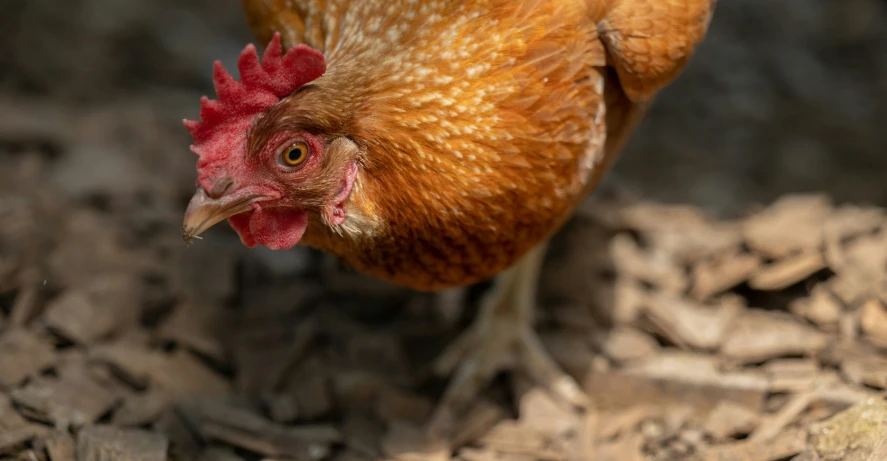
[427, 241, 589, 435]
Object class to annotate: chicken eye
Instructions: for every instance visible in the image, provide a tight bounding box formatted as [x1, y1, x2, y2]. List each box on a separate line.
[281, 142, 309, 166]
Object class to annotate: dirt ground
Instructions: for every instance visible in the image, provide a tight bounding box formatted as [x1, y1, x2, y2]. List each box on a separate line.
[4, 1, 887, 460]
[5, 95, 887, 460]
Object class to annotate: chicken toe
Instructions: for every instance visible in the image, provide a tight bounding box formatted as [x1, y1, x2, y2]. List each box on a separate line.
[427, 242, 589, 437]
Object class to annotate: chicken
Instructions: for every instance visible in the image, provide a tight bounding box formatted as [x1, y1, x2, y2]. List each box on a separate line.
[182, 0, 715, 433]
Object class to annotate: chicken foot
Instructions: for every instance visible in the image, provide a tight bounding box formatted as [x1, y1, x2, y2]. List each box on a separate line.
[427, 241, 589, 436]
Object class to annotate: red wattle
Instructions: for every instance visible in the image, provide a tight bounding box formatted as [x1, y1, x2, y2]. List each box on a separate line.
[228, 208, 308, 250]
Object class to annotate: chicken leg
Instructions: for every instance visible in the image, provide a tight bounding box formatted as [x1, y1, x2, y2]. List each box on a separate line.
[427, 241, 588, 434]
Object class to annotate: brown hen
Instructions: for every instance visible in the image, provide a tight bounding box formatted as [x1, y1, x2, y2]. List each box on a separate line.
[182, 0, 715, 432]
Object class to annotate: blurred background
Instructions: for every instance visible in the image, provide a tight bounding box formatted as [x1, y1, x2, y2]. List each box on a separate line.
[2, 0, 886, 217]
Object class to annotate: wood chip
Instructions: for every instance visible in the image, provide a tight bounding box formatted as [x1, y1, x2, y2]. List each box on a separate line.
[763, 358, 822, 391]
[381, 421, 449, 461]
[76, 425, 167, 461]
[0, 394, 47, 454]
[610, 234, 688, 293]
[721, 310, 828, 363]
[616, 203, 743, 263]
[286, 356, 334, 421]
[789, 285, 843, 331]
[91, 343, 229, 397]
[158, 300, 228, 365]
[587, 353, 768, 415]
[375, 387, 434, 425]
[233, 318, 318, 393]
[749, 251, 827, 290]
[0, 329, 55, 387]
[840, 354, 887, 389]
[341, 414, 384, 459]
[10, 364, 121, 428]
[112, 391, 169, 427]
[602, 327, 659, 363]
[742, 194, 832, 259]
[691, 251, 761, 300]
[641, 293, 741, 350]
[476, 420, 565, 461]
[178, 397, 339, 459]
[859, 299, 887, 348]
[704, 401, 760, 439]
[43, 274, 139, 344]
[43, 431, 75, 461]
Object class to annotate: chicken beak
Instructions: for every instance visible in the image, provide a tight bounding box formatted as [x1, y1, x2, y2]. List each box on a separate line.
[182, 188, 258, 243]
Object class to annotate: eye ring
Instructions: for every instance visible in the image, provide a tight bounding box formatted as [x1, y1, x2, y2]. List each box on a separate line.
[280, 141, 310, 167]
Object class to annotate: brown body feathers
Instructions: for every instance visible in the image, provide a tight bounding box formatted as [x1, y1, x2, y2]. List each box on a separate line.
[240, 0, 714, 290]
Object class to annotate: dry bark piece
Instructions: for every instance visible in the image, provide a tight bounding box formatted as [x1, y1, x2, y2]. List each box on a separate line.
[0, 394, 48, 454]
[809, 397, 887, 461]
[232, 318, 318, 393]
[158, 300, 228, 365]
[749, 251, 827, 291]
[721, 309, 828, 364]
[602, 327, 659, 363]
[742, 194, 832, 259]
[476, 420, 565, 461]
[704, 401, 760, 439]
[262, 393, 299, 424]
[10, 364, 122, 428]
[91, 343, 230, 397]
[178, 397, 339, 459]
[76, 425, 168, 461]
[286, 355, 334, 421]
[610, 234, 687, 293]
[840, 354, 887, 389]
[0, 328, 54, 387]
[691, 251, 761, 300]
[859, 299, 887, 348]
[611, 278, 647, 325]
[381, 421, 449, 461]
[641, 293, 741, 350]
[587, 353, 768, 415]
[113, 391, 170, 427]
[341, 414, 384, 459]
[593, 434, 646, 461]
[43, 430, 75, 461]
[702, 427, 806, 461]
[616, 203, 743, 263]
[515, 379, 580, 438]
[823, 205, 886, 241]
[43, 273, 140, 344]
[375, 387, 434, 425]
[762, 358, 821, 391]
[789, 285, 842, 331]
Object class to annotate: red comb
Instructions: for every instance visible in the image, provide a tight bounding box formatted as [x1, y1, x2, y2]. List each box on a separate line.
[183, 32, 326, 157]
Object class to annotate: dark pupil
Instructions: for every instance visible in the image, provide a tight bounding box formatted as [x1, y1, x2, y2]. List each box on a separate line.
[288, 147, 304, 162]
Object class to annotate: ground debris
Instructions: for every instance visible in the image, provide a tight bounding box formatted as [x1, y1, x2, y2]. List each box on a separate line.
[76, 425, 167, 461]
[720, 309, 828, 363]
[0, 329, 55, 387]
[6, 134, 887, 461]
[177, 396, 340, 459]
[10, 363, 122, 428]
[704, 401, 760, 440]
[43, 273, 140, 344]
